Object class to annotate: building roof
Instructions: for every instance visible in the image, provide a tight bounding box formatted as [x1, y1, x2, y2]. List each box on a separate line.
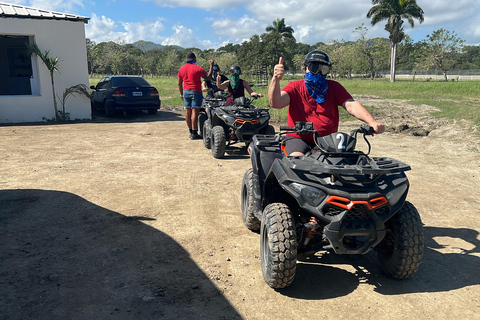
[0, 2, 89, 23]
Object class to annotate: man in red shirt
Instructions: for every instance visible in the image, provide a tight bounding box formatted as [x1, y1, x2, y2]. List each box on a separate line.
[268, 50, 385, 156]
[178, 51, 213, 139]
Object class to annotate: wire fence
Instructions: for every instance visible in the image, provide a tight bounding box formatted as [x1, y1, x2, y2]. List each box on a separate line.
[377, 69, 480, 81]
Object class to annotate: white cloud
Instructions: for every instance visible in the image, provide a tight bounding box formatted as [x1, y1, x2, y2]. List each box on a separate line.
[210, 15, 262, 42]
[144, 0, 242, 9]
[29, 0, 85, 13]
[85, 13, 122, 43]
[86, 13, 167, 44]
[161, 24, 214, 49]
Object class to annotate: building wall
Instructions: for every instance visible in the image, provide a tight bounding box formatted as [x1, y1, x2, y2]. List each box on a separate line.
[0, 17, 90, 123]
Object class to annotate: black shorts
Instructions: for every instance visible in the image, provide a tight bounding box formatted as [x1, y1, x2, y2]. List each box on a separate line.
[282, 136, 313, 155]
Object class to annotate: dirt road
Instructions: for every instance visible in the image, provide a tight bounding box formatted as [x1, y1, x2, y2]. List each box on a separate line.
[1, 100, 479, 320]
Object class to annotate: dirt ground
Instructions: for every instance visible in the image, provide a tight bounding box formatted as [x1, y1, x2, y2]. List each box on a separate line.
[1, 96, 479, 320]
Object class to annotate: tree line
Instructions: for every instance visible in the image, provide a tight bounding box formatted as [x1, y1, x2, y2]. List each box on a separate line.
[86, 19, 480, 82]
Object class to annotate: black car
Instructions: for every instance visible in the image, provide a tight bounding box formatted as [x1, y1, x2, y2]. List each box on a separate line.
[90, 75, 161, 116]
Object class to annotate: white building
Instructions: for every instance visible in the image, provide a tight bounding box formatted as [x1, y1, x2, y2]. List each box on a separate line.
[0, 2, 90, 123]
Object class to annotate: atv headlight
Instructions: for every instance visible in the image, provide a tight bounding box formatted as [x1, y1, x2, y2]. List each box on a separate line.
[386, 184, 408, 206]
[289, 182, 326, 207]
[259, 115, 270, 125]
[221, 114, 235, 124]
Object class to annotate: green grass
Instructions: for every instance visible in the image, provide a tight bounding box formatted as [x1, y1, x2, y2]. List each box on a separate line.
[339, 79, 480, 128]
[89, 76, 480, 129]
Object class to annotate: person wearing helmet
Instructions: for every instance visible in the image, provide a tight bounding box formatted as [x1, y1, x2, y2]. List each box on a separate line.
[178, 51, 213, 139]
[217, 64, 263, 104]
[268, 50, 385, 156]
[202, 63, 228, 99]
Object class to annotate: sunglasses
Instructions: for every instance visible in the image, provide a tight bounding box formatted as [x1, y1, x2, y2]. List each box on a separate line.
[307, 62, 331, 75]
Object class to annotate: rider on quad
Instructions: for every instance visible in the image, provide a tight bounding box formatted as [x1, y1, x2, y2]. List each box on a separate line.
[218, 65, 264, 105]
[268, 50, 385, 156]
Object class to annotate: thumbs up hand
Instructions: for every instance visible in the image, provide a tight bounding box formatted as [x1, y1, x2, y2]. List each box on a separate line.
[273, 57, 284, 80]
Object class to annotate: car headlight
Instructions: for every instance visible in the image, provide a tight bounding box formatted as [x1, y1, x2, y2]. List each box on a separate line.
[386, 184, 408, 206]
[289, 182, 326, 207]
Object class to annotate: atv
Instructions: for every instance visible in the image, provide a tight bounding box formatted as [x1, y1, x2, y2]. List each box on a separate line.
[202, 94, 274, 159]
[198, 90, 230, 142]
[241, 121, 424, 289]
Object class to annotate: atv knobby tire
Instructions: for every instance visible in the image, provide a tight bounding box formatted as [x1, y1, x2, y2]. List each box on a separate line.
[261, 203, 297, 289]
[211, 125, 226, 159]
[198, 112, 207, 138]
[203, 121, 212, 149]
[241, 168, 261, 232]
[377, 201, 424, 279]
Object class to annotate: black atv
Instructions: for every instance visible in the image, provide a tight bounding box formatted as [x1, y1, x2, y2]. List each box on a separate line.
[241, 121, 424, 289]
[202, 94, 274, 159]
[198, 90, 230, 142]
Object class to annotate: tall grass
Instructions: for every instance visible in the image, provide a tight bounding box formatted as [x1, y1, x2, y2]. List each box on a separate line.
[89, 76, 480, 129]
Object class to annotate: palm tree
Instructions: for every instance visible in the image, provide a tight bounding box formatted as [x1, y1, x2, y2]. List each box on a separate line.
[265, 18, 295, 73]
[265, 18, 294, 40]
[58, 84, 92, 121]
[26, 43, 61, 121]
[367, 0, 424, 82]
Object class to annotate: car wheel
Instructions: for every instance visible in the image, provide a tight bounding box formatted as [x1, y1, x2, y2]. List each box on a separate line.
[203, 121, 212, 149]
[377, 201, 424, 279]
[104, 101, 115, 117]
[211, 125, 226, 159]
[241, 168, 261, 232]
[261, 203, 297, 289]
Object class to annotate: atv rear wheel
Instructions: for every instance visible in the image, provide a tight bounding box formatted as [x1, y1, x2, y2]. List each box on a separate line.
[203, 121, 212, 149]
[198, 112, 207, 138]
[377, 201, 424, 279]
[241, 168, 260, 232]
[211, 125, 226, 159]
[261, 203, 297, 289]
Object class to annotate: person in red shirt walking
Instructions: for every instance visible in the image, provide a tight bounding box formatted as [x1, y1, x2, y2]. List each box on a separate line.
[268, 50, 385, 156]
[178, 51, 213, 139]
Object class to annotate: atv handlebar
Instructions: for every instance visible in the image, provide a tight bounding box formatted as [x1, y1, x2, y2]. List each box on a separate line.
[279, 122, 375, 139]
[279, 122, 316, 135]
[351, 125, 374, 137]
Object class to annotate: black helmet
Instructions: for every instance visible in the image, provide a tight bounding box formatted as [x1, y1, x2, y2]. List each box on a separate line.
[303, 50, 331, 75]
[229, 65, 241, 75]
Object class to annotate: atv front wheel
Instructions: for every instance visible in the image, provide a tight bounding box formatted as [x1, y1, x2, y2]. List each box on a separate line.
[377, 201, 424, 279]
[198, 112, 207, 138]
[203, 121, 212, 149]
[261, 203, 297, 289]
[211, 125, 226, 159]
[263, 125, 275, 135]
[241, 168, 261, 231]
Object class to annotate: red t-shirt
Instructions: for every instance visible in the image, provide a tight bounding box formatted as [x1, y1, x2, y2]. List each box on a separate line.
[283, 79, 353, 143]
[178, 63, 206, 93]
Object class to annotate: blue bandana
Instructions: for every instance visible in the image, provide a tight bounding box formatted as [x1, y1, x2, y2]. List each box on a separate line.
[305, 72, 328, 104]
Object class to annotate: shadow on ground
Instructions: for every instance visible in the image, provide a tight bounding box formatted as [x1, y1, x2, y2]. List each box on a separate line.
[92, 108, 184, 123]
[279, 225, 480, 299]
[0, 189, 240, 320]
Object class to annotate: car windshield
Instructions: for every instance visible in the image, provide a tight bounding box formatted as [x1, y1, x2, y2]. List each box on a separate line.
[111, 77, 150, 87]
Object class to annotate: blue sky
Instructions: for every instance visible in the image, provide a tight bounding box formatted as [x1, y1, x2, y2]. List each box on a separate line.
[9, 0, 480, 49]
